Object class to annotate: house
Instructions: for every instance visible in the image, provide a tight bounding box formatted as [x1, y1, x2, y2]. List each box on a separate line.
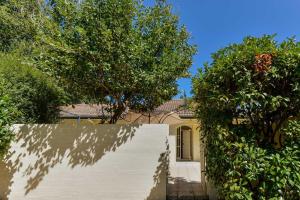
[59, 99, 202, 163]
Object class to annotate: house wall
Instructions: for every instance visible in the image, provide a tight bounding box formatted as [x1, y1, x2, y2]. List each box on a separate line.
[0, 124, 168, 200]
[61, 116, 201, 160]
[168, 123, 201, 164]
[168, 119, 201, 161]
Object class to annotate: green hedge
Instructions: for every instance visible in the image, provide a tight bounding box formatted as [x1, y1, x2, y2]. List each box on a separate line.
[0, 81, 16, 157]
[0, 53, 66, 123]
[205, 121, 300, 199]
[193, 36, 300, 199]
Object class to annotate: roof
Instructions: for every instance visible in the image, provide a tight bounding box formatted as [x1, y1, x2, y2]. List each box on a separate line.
[155, 100, 186, 113]
[59, 99, 195, 119]
[154, 99, 195, 118]
[177, 109, 195, 118]
[59, 104, 111, 119]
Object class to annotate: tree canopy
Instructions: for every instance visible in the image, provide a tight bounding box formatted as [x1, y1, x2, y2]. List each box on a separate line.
[0, 0, 40, 53]
[36, 0, 196, 123]
[0, 0, 195, 156]
[193, 35, 300, 199]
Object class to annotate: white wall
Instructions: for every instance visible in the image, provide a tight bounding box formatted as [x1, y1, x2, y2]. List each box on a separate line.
[0, 124, 169, 200]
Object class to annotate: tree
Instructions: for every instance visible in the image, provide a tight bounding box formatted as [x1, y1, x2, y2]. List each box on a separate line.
[193, 35, 300, 199]
[37, 0, 196, 123]
[0, 0, 41, 53]
[0, 1, 65, 155]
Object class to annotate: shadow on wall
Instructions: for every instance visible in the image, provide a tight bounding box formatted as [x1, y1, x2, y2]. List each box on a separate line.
[0, 124, 140, 199]
[146, 141, 170, 200]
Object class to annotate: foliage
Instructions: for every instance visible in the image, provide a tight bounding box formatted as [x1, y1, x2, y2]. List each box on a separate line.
[0, 0, 58, 156]
[0, 0, 40, 52]
[0, 53, 67, 123]
[0, 81, 16, 157]
[193, 35, 300, 199]
[36, 0, 196, 123]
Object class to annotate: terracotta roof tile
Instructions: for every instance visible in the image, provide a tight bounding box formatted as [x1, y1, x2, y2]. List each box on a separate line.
[59, 99, 195, 119]
[155, 100, 185, 112]
[59, 104, 111, 119]
[154, 99, 195, 118]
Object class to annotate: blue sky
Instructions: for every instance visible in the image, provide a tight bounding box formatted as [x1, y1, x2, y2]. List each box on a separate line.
[145, 0, 300, 97]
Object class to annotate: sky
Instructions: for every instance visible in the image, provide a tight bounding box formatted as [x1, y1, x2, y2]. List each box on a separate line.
[146, 0, 300, 98]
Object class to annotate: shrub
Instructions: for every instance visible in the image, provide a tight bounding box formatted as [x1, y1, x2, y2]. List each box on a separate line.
[0, 81, 16, 157]
[193, 35, 300, 199]
[0, 53, 66, 123]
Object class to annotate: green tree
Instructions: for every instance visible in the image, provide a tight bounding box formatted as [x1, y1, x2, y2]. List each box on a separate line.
[37, 0, 196, 123]
[0, 1, 64, 155]
[0, 0, 41, 52]
[193, 35, 300, 199]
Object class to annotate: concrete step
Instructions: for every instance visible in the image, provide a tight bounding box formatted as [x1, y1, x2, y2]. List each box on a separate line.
[167, 195, 209, 200]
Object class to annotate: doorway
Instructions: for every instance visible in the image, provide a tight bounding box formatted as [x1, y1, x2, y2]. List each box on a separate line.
[176, 126, 193, 160]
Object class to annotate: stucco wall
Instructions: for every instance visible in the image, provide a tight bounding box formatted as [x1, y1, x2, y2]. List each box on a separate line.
[168, 121, 201, 162]
[0, 124, 168, 200]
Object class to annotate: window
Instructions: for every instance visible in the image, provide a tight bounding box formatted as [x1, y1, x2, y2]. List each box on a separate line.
[176, 127, 181, 159]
